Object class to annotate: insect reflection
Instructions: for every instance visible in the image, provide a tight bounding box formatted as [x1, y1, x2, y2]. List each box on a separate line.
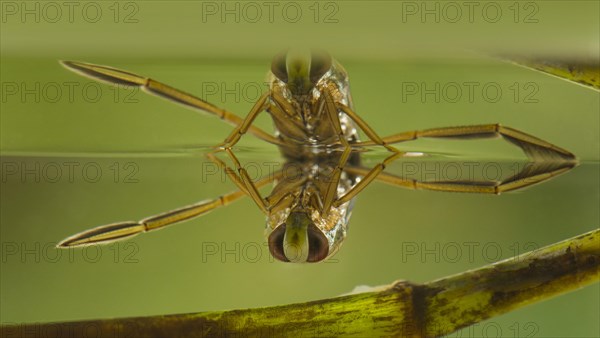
[57, 49, 577, 262]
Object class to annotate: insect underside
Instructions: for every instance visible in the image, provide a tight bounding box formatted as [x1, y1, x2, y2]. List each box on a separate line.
[56, 50, 577, 263]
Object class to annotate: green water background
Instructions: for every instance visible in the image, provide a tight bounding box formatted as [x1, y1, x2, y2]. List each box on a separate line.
[1, 1, 599, 336]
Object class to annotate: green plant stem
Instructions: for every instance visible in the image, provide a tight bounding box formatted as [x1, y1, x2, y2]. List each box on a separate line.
[2, 229, 598, 338]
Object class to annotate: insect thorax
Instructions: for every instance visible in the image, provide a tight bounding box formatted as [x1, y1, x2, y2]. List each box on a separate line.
[264, 150, 360, 262]
[267, 59, 358, 148]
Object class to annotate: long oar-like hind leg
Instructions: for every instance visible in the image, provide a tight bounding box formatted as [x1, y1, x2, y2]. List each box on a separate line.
[335, 124, 577, 205]
[57, 168, 280, 248]
[60, 61, 280, 145]
[356, 124, 576, 162]
[339, 159, 575, 204]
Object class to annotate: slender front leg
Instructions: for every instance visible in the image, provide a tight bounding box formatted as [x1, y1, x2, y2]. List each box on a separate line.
[322, 88, 350, 147]
[317, 87, 364, 215]
[321, 147, 353, 216]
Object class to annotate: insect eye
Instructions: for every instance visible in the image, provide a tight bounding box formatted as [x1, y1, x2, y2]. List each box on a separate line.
[268, 224, 289, 262]
[271, 51, 289, 83]
[306, 224, 329, 262]
[309, 50, 332, 84]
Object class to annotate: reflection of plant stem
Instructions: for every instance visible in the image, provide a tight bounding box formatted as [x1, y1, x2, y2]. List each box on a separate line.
[2, 229, 598, 338]
[503, 57, 600, 91]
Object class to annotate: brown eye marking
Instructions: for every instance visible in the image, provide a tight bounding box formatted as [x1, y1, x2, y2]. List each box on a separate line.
[268, 223, 289, 262]
[306, 224, 329, 262]
[309, 50, 333, 84]
[271, 50, 289, 83]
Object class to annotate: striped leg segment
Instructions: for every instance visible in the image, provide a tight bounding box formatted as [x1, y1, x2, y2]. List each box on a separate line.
[61, 60, 280, 145]
[57, 165, 279, 248]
